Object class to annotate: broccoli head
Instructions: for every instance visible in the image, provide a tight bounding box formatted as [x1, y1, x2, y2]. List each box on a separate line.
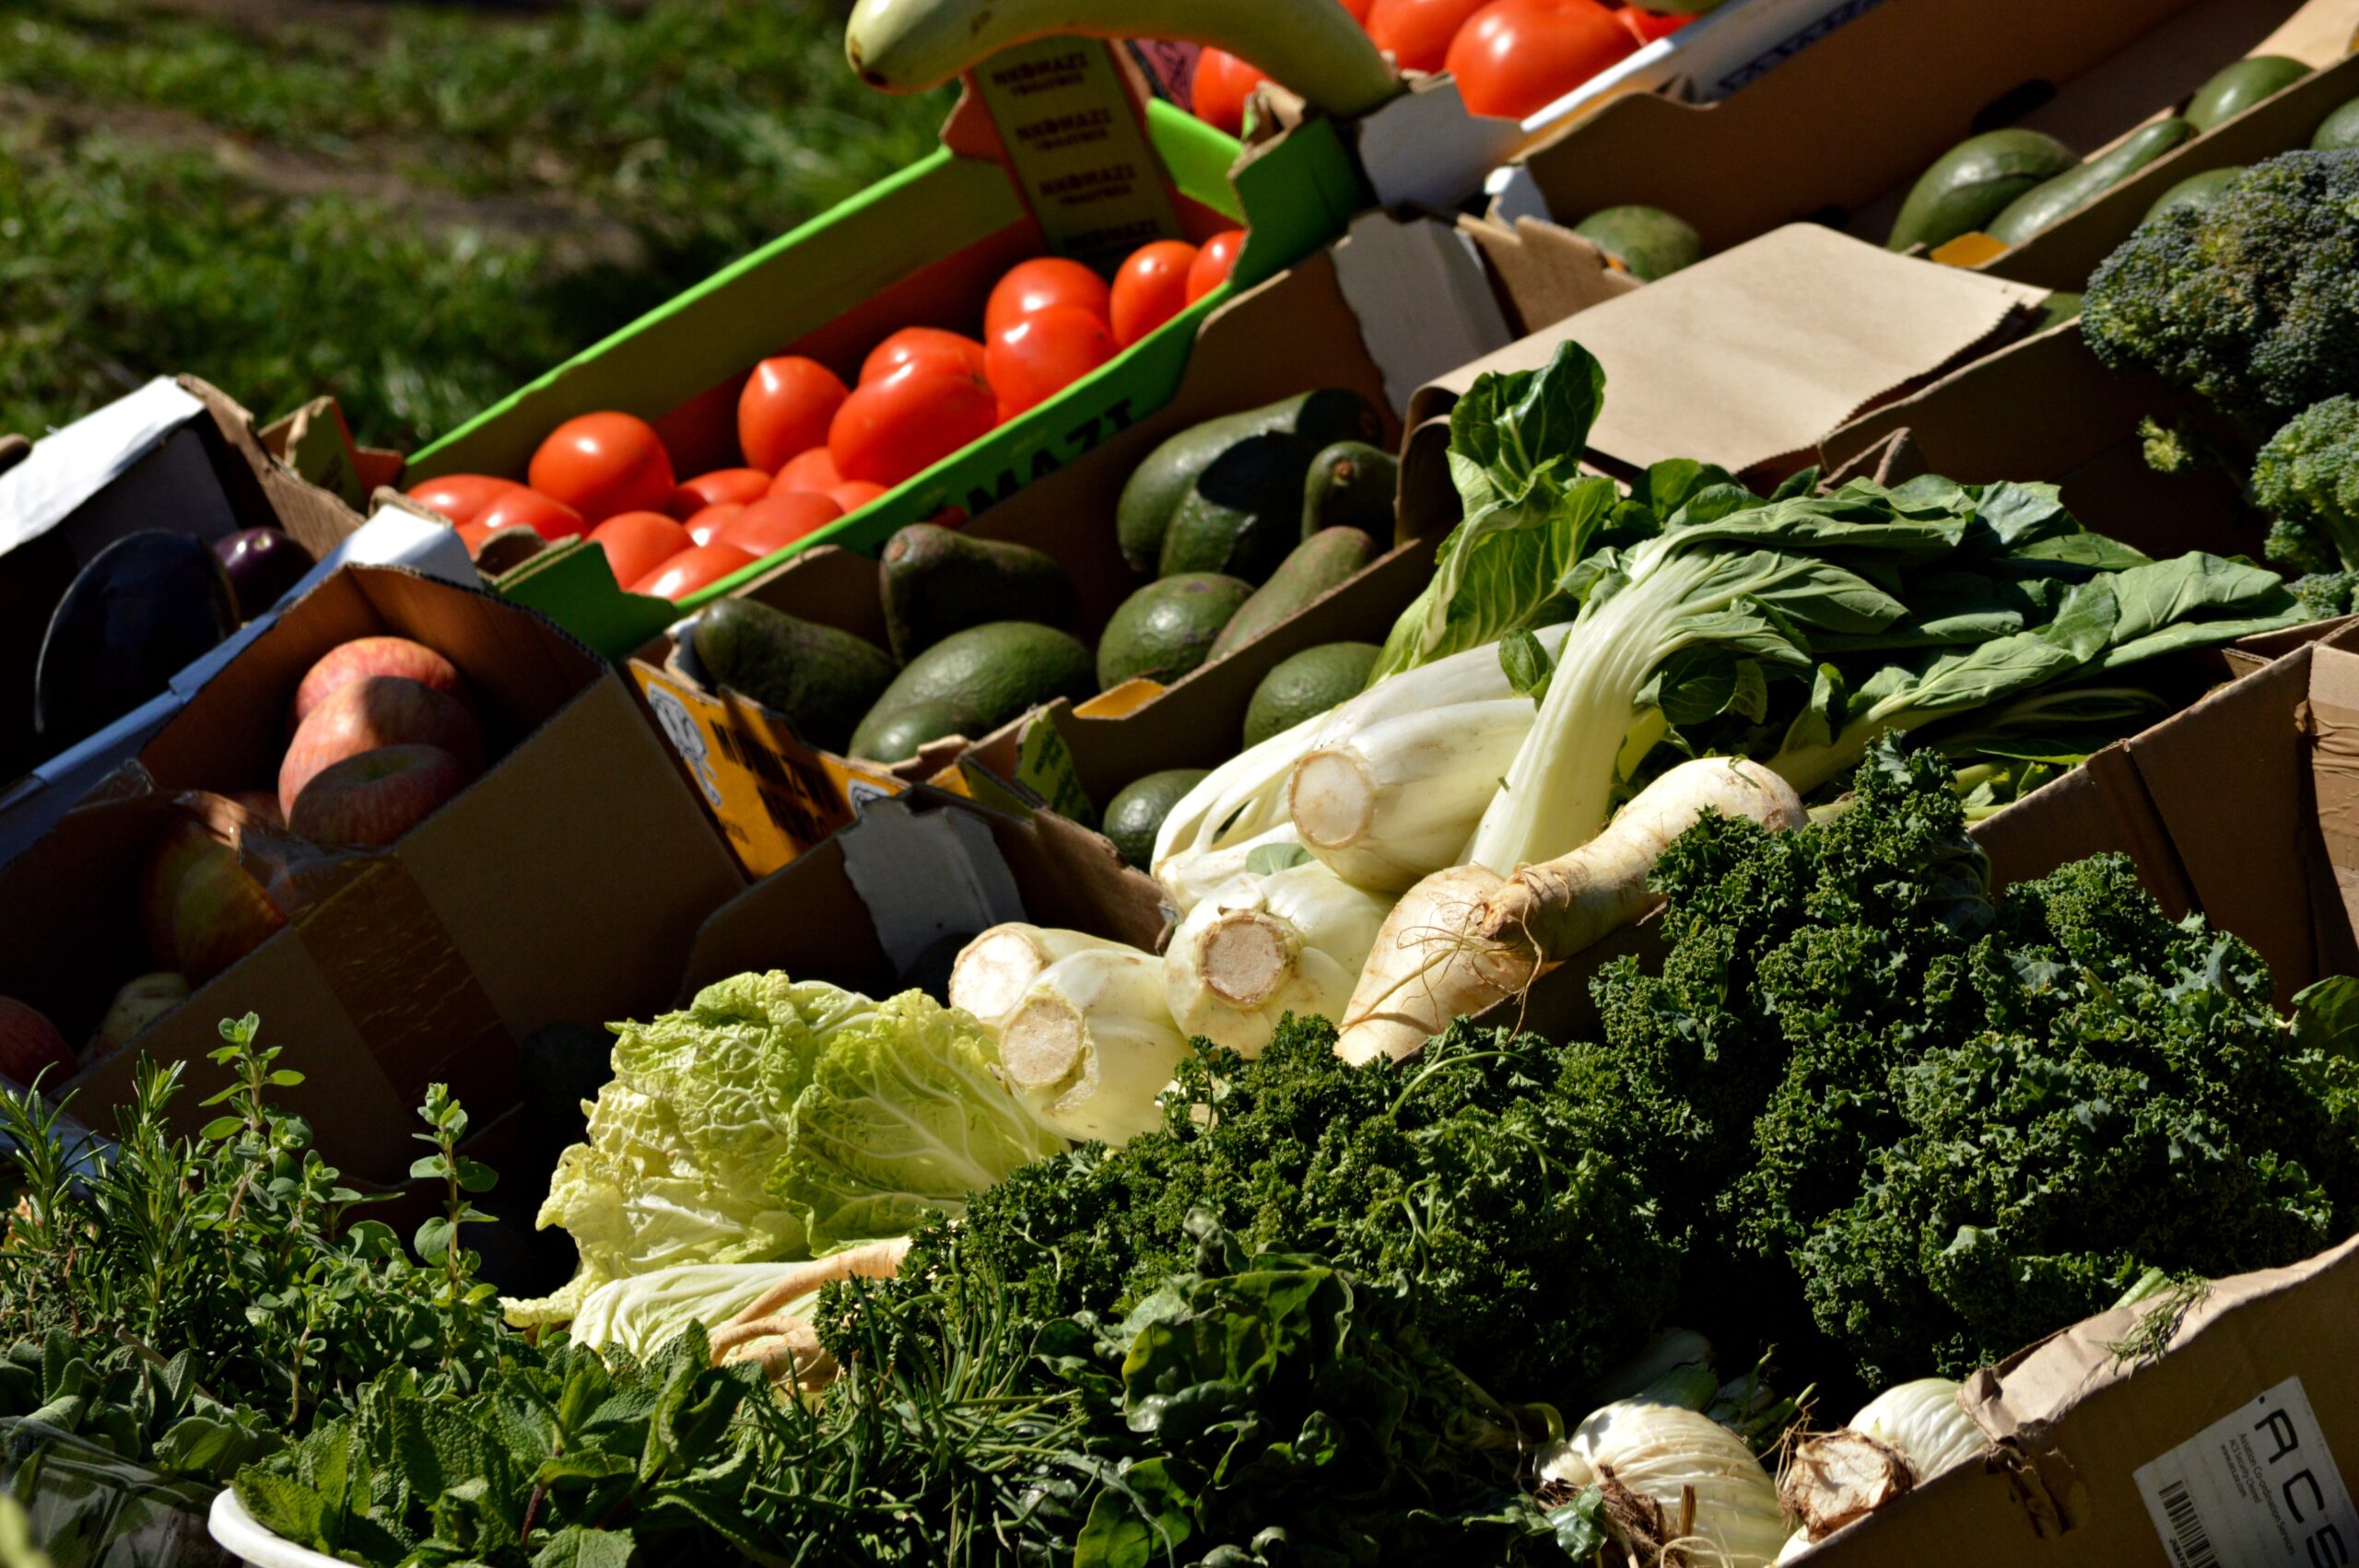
[2293, 570, 2359, 621]
[2254, 394, 2359, 575]
[2083, 151, 2359, 432]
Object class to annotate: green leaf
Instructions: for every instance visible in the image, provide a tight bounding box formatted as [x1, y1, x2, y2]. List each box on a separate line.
[530, 1526, 637, 1568]
[414, 1215, 453, 1262]
[198, 1116, 243, 1141]
[1498, 627, 1555, 703]
[453, 1157, 499, 1194]
[233, 1472, 327, 1548]
[1244, 842, 1313, 876]
[266, 1070, 305, 1087]
[2292, 977, 2359, 1058]
[409, 1155, 449, 1182]
[1074, 1458, 1197, 1568]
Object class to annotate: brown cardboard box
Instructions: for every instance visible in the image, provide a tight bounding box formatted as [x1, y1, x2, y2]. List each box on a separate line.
[0, 566, 743, 1182]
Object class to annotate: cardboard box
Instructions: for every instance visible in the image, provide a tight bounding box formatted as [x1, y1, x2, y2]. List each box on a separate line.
[0, 567, 743, 1184]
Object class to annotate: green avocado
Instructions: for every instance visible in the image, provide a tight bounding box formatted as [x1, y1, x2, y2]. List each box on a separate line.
[1114, 389, 1381, 575]
[1887, 128, 2078, 252]
[878, 523, 1078, 663]
[2186, 55, 2309, 134]
[1097, 573, 1252, 690]
[1210, 528, 1379, 661]
[851, 699, 974, 766]
[1158, 432, 1315, 582]
[1570, 205, 1706, 282]
[2312, 97, 2359, 150]
[2142, 165, 2242, 226]
[1986, 119, 2193, 247]
[1300, 440, 1398, 539]
[848, 621, 1094, 762]
[1101, 768, 1210, 870]
[689, 598, 897, 755]
[1244, 642, 1380, 748]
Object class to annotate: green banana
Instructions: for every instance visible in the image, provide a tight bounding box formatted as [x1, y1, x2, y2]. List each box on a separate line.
[844, 0, 1401, 119]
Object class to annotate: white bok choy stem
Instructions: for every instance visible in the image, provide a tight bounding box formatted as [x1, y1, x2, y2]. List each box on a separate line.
[1338, 757, 1804, 1063]
[1287, 697, 1538, 893]
[997, 946, 1189, 1145]
[1163, 861, 1391, 1056]
[948, 925, 1137, 1031]
[1541, 1400, 1789, 1568]
[1155, 822, 1304, 920]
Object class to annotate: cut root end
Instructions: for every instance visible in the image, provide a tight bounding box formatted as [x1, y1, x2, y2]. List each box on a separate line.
[949, 929, 1050, 1026]
[1288, 747, 1375, 851]
[1000, 997, 1088, 1096]
[1197, 911, 1295, 1008]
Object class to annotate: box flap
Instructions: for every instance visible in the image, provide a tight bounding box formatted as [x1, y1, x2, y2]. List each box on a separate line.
[0, 379, 209, 551]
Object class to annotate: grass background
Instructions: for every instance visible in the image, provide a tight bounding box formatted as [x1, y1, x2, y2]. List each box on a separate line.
[0, 0, 956, 453]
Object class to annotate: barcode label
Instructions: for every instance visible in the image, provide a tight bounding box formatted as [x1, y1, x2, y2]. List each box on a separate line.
[2134, 1377, 2356, 1567]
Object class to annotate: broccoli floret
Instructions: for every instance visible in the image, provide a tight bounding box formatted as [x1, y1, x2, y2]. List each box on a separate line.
[2084, 151, 2359, 432]
[2253, 395, 2359, 574]
[2293, 571, 2359, 620]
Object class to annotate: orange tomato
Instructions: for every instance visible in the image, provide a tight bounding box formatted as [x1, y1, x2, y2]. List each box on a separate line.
[667, 468, 772, 518]
[628, 543, 758, 602]
[986, 305, 1117, 419]
[861, 326, 990, 384]
[527, 412, 675, 526]
[1446, 0, 1637, 118]
[1109, 240, 1201, 347]
[1185, 229, 1248, 303]
[472, 486, 585, 543]
[830, 481, 888, 513]
[772, 447, 844, 496]
[1367, 0, 1491, 72]
[1616, 5, 1696, 44]
[405, 474, 519, 527]
[719, 492, 845, 557]
[828, 364, 1000, 487]
[683, 502, 747, 546]
[738, 356, 851, 473]
[983, 257, 1111, 339]
[589, 510, 692, 587]
[1191, 48, 1269, 136]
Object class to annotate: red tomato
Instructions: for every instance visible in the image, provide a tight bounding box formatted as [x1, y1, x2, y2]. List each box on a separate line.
[719, 492, 845, 557]
[683, 503, 746, 546]
[666, 468, 772, 518]
[589, 510, 692, 587]
[472, 486, 585, 543]
[1616, 5, 1696, 43]
[738, 356, 851, 473]
[1338, 0, 1375, 22]
[1185, 229, 1248, 303]
[983, 258, 1111, 339]
[987, 305, 1117, 419]
[830, 481, 888, 512]
[1447, 0, 1637, 118]
[526, 412, 675, 526]
[1367, 0, 1491, 72]
[1191, 48, 1270, 136]
[1109, 240, 1201, 347]
[651, 374, 745, 477]
[628, 543, 758, 602]
[861, 327, 990, 385]
[405, 474, 518, 527]
[828, 364, 1000, 487]
[772, 447, 844, 496]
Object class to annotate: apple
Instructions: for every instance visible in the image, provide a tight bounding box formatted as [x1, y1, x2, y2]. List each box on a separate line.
[288, 637, 467, 731]
[227, 790, 284, 827]
[0, 997, 74, 1087]
[139, 816, 288, 984]
[92, 972, 189, 1058]
[279, 675, 482, 817]
[287, 744, 468, 847]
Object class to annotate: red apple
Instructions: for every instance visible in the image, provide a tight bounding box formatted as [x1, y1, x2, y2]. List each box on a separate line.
[92, 972, 189, 1059]
[288, 637, 466, 731]
[138, 817, 288, 984]
[287, 744, 469, 848]
[227, 790, 284, 827]
[0, 998, 74, 1087]
[279, 676, 482, 817]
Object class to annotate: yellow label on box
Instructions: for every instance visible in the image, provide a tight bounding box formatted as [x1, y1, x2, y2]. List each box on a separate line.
[973, 38, 1184, 273]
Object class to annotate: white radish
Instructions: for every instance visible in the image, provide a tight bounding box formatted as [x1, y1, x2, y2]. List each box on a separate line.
[999, 947, 1190, 1144]
[949, 925, 1135, 1031]
[1163, 861, 1391, 1056]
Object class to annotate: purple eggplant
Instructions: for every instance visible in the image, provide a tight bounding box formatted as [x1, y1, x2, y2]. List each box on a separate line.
[213, 528, 316, 621]
[33, 532, 237, 750]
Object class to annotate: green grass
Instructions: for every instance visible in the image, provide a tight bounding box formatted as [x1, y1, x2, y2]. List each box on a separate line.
[0, 0, 954, 452]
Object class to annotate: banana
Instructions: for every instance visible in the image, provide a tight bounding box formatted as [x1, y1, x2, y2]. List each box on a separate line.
[845, 0, 1401, 120]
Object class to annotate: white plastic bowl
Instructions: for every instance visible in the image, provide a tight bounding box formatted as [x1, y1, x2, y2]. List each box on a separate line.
[208, 1489, 347, 1568]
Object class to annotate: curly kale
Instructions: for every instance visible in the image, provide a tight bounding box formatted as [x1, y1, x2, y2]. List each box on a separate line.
[2254, 394, 2359, 575]
[872, 1017, 1677, 1400]
[2083, 150, 2359, 432]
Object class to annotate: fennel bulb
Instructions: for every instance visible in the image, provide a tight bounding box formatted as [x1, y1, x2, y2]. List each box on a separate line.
[998, 946, 1190, 1143]
[1164, 860, 1391, 1054]
[1156, 822, 1304, 919]
[1288, 697, 1537, 892]
[949, 924, 1136, 1030]
[1541, 1399, 1790, 1568]
[1849, 1378, 1981, 1480]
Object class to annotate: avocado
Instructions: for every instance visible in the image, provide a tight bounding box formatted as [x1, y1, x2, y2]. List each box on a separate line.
[1244, 642, 1380, 748]
[2187, 55, 2308, 134]
[1115, 389, 1381, 574]
[2035, 291, 2083, 331]
[879, 523, 1079, 663]
[1985, 119, 2193, 247]
[1210, 528, 1379, 661]
[2314, 97, 2359, 150]
[849, 621, 1094, 761]
[2142, 165, 2242, 225]
[1301, 440, 1397, 539]
[1097, 573, 1252, 690]
[1886, 129, 2078, 252]
[1102, 768, 1209, 870]
[1158, 432, 1313, 582]
[691, 598, 898, 755]
[1570, 205, 1705, 281]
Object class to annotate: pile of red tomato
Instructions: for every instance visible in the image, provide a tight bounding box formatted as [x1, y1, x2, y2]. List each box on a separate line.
[405, 230, 1247, 602]
[1191, 0, 1696, 128]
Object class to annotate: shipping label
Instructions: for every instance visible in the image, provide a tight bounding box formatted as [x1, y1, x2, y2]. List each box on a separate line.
[2134, 1376, 2357, 1568]
[972, 38, 1183, 273]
